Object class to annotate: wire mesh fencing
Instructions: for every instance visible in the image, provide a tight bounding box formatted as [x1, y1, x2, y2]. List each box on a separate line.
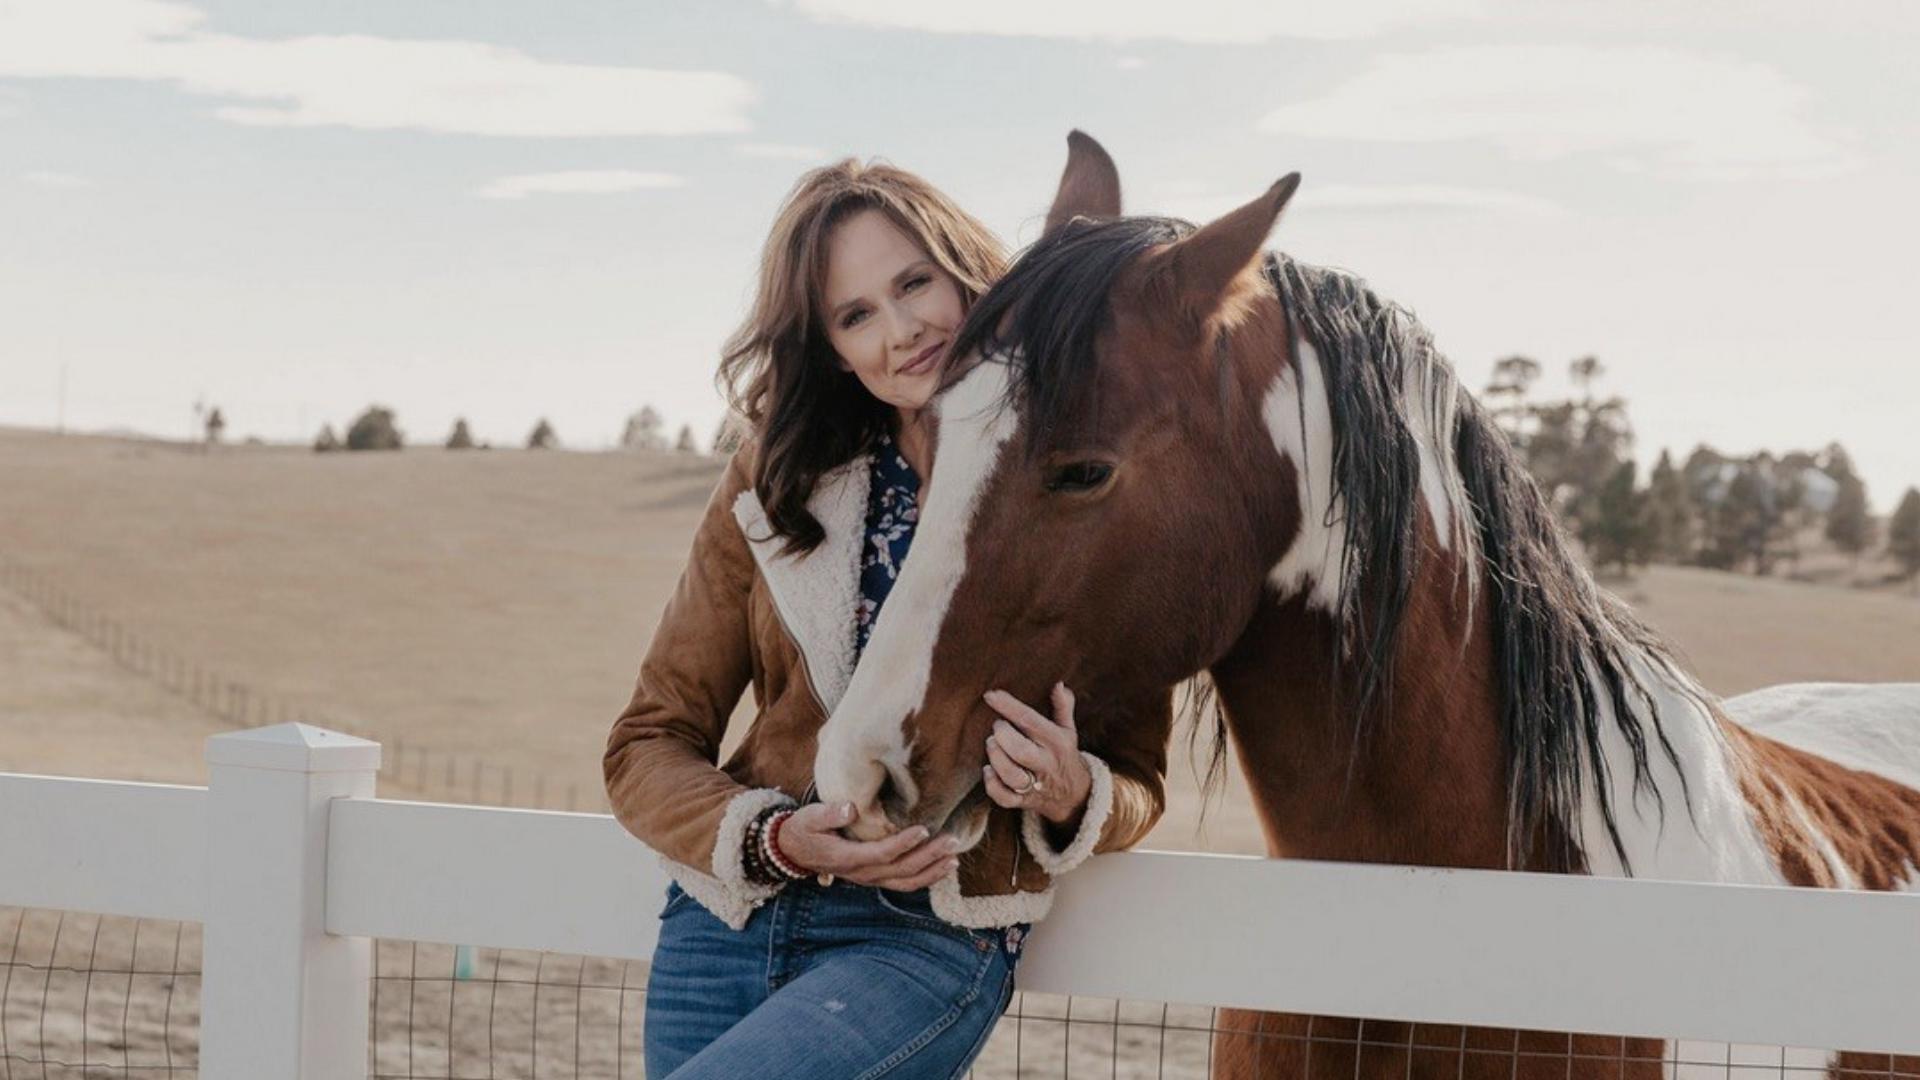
[0, 555, 597, 815]
[7, 905, 1916, 1080]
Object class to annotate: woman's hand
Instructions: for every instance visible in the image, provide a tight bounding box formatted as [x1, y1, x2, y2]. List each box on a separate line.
[982, 683, 1091, 826]
[774, 802, 960, 890]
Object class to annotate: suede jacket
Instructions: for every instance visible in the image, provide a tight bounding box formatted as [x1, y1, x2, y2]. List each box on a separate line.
[603, 445, 1170, 930]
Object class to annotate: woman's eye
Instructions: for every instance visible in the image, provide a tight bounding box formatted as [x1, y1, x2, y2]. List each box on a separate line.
[1044, 462, 1115, 493]
[840, 309, 868, 329]
[903, 275, 930, 292]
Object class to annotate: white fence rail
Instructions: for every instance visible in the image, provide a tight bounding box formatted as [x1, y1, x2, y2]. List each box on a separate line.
[2, 722, 1918, 1078]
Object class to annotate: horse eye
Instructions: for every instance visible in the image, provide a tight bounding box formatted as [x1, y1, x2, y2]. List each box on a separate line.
[1044, 461, 1115, 494]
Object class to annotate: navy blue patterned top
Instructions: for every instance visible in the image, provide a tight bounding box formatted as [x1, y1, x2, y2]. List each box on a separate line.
[855, 431, 921, 656]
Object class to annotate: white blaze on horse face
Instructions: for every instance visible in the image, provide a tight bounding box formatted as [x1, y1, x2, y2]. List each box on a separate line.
[812, 360, 1019, 842]
[1262, 339, 1347, 614]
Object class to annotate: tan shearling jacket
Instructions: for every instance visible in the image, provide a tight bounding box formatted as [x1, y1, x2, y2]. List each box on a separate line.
[603, 445, 1170, 930]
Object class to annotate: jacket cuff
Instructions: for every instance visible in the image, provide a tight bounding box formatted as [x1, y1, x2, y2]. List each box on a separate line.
[1019, 751, 1113, 876]
[661, 786, 797, 930]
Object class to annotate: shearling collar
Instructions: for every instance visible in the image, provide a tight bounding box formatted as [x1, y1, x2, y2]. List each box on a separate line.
[730, 455, 871, 714]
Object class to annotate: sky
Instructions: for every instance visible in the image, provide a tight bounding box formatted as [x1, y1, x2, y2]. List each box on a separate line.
[3, 0, 1918, 507]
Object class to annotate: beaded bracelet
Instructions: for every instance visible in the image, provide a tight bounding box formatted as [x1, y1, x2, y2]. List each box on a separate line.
[742, 806, 807, 885]
[762, 809, 807, 880]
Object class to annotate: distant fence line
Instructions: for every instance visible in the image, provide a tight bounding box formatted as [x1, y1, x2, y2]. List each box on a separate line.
[0, 553, 596, 814]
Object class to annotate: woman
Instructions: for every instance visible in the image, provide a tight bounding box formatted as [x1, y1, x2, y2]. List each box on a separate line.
[603, 159, 1170, 1078]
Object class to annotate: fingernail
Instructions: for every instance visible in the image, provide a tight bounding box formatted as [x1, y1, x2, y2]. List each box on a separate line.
[944, 837, 961, 853]
[913, 827, 931, 842]
[945, 859, 960, 872]
[838, 802, 855, 821]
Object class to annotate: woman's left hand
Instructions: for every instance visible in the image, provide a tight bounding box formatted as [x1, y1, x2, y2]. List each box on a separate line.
[982, 683, 1091, 825]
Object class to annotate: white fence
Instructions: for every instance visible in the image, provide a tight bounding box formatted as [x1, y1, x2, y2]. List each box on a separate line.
[2, 721, 1917, 1077]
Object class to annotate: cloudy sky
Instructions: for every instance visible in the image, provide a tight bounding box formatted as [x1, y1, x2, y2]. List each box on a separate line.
[3, 0, 1917, 504]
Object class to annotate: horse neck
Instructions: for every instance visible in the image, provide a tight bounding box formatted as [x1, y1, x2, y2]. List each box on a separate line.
[1211, 506, 1779, 882]
[1209, 530, 1518, 869]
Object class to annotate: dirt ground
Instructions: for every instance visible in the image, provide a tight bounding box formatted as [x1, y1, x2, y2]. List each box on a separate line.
[2, 428, 1915, 1077]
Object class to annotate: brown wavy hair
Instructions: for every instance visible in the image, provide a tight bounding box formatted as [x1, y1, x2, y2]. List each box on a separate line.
[719, 159, 1007, 553]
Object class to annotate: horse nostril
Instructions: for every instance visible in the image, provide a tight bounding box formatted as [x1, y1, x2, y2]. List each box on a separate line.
[876, 772, 912, 822]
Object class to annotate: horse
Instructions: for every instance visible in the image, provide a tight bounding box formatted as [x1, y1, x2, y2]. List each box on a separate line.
[810, 131, 1920, 1080]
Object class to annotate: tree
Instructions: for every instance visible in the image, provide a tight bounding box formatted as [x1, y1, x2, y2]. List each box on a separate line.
[674, 424, 697, 453]
[446, 418, 475, 450]
[1826, 472, 1873, 571]
[204, 407, 226, 446]
[621, 406, 666, 451]
[527, 418, 558, 450]
[1888, 488, 1920, 587]
[313, 424, 341, 453]
[712, 412, 749, 456]
[1568, 355, 1605, 400]
[1582, 460, 1650, 575]
[1706, 464, 1783, 574]
[1643, 449, 1694, 562]
[346, 406, 403, 451]
[1484, 355, 1541, 444]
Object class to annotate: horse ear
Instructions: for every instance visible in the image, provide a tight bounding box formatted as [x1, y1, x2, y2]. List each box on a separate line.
[1043, 130, 1122, 236]
[1156, 173, 1301, 326]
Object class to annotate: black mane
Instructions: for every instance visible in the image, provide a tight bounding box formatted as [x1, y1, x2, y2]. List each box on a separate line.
[949, 215, 1193, 451]
[957, 217, 1698, 874]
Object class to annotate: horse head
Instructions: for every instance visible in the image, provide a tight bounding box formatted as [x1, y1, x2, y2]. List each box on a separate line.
[813, 132, 1313, 845]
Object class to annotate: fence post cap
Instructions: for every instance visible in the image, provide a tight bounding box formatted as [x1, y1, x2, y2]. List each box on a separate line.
[206, 723, 382, 774]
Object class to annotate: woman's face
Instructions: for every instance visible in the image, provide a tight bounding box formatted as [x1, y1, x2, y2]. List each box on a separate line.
[820, 207, 966, 413]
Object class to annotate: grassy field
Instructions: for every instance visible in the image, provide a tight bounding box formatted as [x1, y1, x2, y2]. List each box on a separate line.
[2, 426, 1918, 856]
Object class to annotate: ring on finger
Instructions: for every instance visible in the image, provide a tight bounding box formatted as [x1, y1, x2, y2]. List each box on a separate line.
[1012, 767, 1038, 795]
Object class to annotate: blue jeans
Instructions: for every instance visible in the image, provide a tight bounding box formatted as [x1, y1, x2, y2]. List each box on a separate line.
[644, 878, 1024, 1079]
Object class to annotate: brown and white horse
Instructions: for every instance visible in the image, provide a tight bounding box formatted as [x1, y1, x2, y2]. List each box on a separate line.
[813, 132, 1920, 1079]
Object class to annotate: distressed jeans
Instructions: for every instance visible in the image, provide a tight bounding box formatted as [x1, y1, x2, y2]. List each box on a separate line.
[643, 877, 1025, 1079]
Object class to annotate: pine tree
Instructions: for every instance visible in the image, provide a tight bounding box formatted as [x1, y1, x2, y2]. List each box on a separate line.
[621, 406, 666, 451]
[313, 424, 341, 453]
[674, 424, 697, 453]
[446, 418, 475, 450]
[1706, 464, 1781, 573]
[1888, 488, 1920, 587]
[1643, 449, 1694, 562]
[1484, 355, 1540, 445]
[204, 407, 226, 446]
[1825, 472, 1873, 572]
[1582, 460, 1650, 575]
[346, 407, 403, 451]
[527, 419, 558, 450]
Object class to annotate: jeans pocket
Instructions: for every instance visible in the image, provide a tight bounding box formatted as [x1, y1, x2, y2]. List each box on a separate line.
[870, 888, 986, 945]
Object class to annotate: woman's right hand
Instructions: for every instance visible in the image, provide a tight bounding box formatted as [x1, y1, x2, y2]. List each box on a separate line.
[776, 802, 960, 890]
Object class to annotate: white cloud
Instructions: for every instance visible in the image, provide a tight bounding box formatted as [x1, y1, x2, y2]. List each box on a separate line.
[776, 0, 1484, 42]
[21, 170, 99, 189]
[1258, 45, 1856, 181]
[0, 0, 755, 137]
[1153, 181, 1558, 223]
[1114, 55, 1148, 70]
[475, 170, 685, 200]
[735, 142, 829, 161]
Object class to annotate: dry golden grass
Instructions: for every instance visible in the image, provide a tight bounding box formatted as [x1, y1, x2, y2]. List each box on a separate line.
[1, 426, 1917, 856]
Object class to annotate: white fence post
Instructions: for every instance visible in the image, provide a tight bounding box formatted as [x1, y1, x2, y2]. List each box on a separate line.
[201, 723, 381, 1079]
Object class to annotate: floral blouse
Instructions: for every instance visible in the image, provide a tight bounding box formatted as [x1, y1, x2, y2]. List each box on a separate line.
[855, 431, 921, 656]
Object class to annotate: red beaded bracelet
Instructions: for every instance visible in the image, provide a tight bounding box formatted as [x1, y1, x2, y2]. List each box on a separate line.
[761, 809, 808, 881]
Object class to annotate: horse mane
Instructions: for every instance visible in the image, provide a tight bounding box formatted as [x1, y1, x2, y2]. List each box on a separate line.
[1270, 254, 1697, 873]
[956, 215, 1704, 874]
